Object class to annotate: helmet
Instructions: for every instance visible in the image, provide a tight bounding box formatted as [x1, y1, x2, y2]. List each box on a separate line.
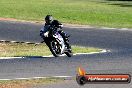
[45, 15, 53, 24]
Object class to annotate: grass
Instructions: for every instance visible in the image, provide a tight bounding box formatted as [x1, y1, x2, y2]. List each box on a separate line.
[0, 78, 64, 88]
[0, 0, 132, 28]
[0, 43, 101, 57]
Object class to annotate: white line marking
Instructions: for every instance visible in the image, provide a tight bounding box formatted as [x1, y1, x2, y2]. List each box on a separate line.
[101, 27, 117, 30]
[101, 27, 132, 31]
[0, 40, 6, 41]
[0, 76, 73, 81]
[25, 42, 31, 44]
[0, 49, 109, 59]
[64, 24, 132, 30]
[0, 57, 23, 59]
[63, 24, 95, 29]
[10, 41, 18, 43]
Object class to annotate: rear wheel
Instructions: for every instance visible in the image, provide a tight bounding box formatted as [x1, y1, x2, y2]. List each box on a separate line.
[65, 50, 73, 57]
[65, 44, 73, 57]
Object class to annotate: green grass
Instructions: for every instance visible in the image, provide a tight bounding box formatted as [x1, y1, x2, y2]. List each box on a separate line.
[0, 43, 101, 57]
[0, 78, 64, 88]
[72, 45, 101, 53]
[0, 0, 132, 28]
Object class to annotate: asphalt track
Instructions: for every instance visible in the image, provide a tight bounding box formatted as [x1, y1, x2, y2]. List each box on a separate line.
[0, 21, 132, 88]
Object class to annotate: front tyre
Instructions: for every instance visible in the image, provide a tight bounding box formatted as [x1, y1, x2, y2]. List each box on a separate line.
[49, 40, 61, 57]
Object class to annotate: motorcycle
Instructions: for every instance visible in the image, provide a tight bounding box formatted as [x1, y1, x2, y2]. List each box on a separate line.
[42, 27, 73, 57]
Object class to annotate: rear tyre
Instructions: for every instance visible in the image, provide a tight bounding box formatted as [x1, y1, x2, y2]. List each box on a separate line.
[65, 40, 73, 57]
[65, 51, 73, 57]
[65, 44, 73, 57]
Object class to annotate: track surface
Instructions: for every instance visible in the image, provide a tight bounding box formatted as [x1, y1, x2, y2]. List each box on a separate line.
[0, 21, 132, 88]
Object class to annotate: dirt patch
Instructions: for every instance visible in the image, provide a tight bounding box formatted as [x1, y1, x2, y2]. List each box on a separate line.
[0, 17, 42, 24]
[0, 83, 31, 88]
[0, 17, 94, 28]
[0, 43, 6, 52]
[0, 18, 17, 21]
[63, 23, 94, 28]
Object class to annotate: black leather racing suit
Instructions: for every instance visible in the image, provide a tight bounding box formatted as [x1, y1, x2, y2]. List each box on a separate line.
[40, 20, 70, 47]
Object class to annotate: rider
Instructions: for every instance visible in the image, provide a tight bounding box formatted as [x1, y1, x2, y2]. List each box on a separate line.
[40, 15, 70, 47]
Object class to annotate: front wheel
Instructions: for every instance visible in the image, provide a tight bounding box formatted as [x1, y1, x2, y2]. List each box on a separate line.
[49, 40, 61, 57]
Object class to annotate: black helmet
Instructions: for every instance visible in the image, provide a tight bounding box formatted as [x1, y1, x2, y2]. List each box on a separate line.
[45, 15, 53, 24]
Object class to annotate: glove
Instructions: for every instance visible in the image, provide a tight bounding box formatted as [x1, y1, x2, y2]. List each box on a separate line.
[44, 31, 49, 37]
[58, 24, 63, 29]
